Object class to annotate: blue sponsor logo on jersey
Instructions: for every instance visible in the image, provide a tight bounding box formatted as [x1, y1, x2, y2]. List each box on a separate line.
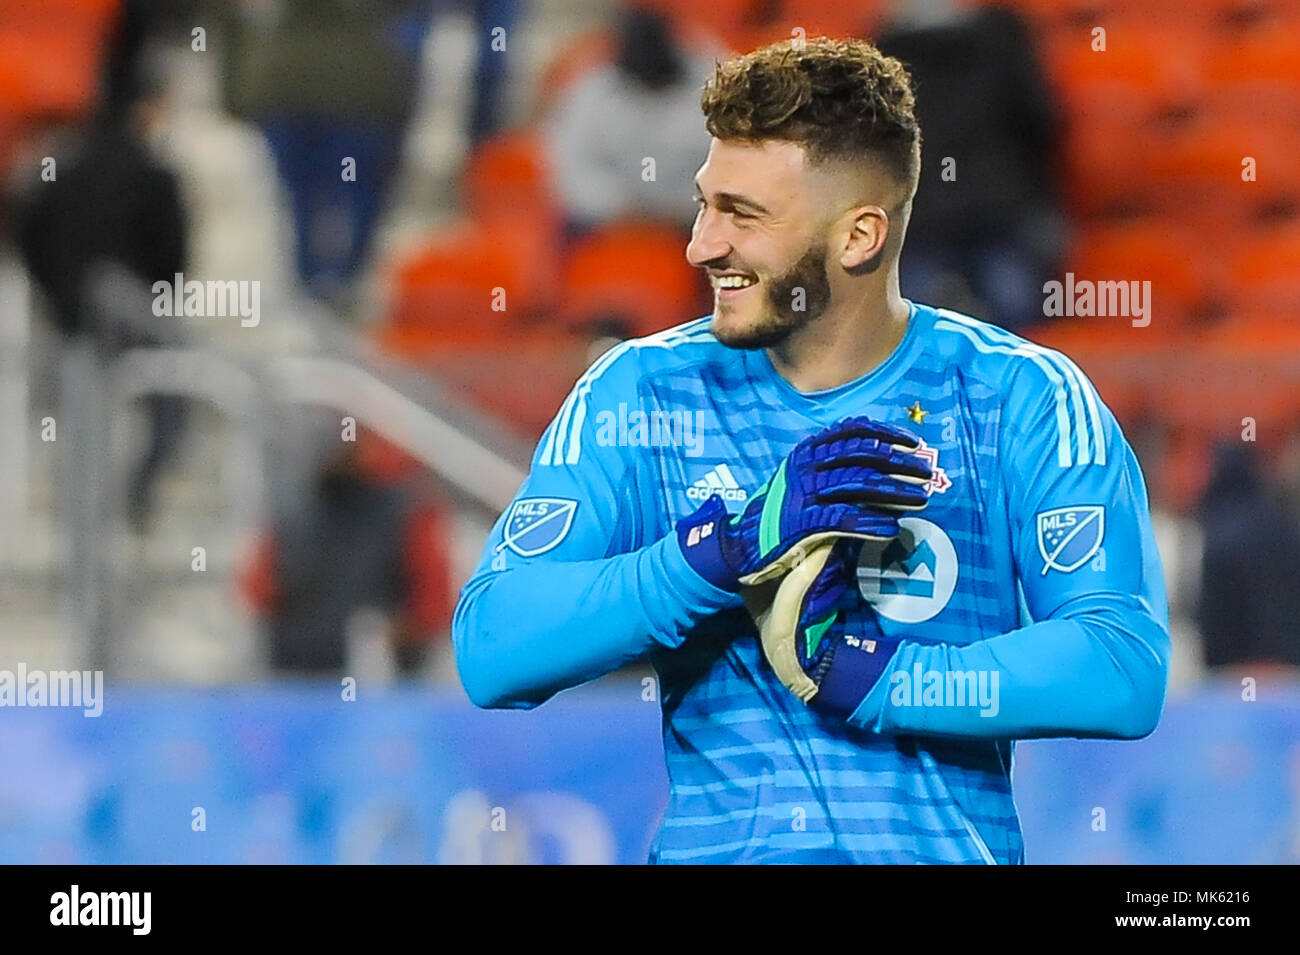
[879, 537, 937, 598]
[1036, 505, 1105, 574]
[858, 518, 958, 624]
[497, 498, 579, 557]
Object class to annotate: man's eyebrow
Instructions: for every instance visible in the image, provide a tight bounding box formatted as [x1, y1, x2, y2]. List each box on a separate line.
[693, 183, 771, 216]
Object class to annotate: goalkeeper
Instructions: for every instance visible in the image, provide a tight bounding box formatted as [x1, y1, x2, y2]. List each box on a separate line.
[454, 37, 1169, 864]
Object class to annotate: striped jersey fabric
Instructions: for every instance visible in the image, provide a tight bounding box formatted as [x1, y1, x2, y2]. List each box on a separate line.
[454, 300, 1169, 864]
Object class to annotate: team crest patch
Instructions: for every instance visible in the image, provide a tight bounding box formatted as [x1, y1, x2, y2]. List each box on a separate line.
[1036, 505, 1105, 574]
[913, 440, 951, 494]
[496, 498, 578, 557]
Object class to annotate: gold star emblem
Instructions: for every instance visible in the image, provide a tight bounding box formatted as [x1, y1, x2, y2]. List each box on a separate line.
[906, 401, 928, 425]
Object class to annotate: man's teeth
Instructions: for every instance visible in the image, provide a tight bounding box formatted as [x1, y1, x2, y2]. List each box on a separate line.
[714, 275, 756, 289]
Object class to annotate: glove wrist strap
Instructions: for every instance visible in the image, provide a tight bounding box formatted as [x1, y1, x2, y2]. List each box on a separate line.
[809, 635, 901, 719]
[676, 495, 739, 592]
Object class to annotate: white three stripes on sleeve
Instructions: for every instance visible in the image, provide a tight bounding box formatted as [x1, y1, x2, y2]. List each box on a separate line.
[538, 324, 716, 467]
[934, 311, 1107, 468]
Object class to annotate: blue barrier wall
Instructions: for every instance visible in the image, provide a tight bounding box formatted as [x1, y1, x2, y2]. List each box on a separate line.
[0, 682, 1296, 863]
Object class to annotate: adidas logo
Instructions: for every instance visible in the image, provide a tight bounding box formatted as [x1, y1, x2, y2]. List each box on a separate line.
[686, 464, 748, 502]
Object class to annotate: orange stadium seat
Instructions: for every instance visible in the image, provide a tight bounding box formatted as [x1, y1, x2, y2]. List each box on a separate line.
[378, 130, 566, 359]
[1155, 321, 1300, 463]
[1139, 114, 1297, 188]
[1048, 21, 1214, 113]
[1224, 227, 1300, 315]
[1139, 136, 1300, 234]
[381, 222, 540, 351]
[0, 0, 118, 120]
[1057, 108, 1154, 216]
[1206, 23, 1300, 87]
[463, 128, 557, 223]
[462, 128, 562, 310]
[1205, 316, 1300, 351]
[1009, 0, 1277, 30]
[996, 0, 1113, 29]
[786, 0, 886, 38]
[561, 220, 707, 339]
[1199, 77, 1300, 129]
[1064, 221, 1211, 330]
[0, 0, 119, 177]
[734, 0, 887, 49]
[1197, 316, 1300, 413]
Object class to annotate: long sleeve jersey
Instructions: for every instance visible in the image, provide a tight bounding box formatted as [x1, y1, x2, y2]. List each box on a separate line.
[454, 301, 1170, 864]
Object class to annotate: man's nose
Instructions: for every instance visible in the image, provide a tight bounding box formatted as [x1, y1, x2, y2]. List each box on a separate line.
[686, 211, 731, 269]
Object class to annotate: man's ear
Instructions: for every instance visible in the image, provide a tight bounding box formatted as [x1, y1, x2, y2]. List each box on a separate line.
[840, 205, 890, 272]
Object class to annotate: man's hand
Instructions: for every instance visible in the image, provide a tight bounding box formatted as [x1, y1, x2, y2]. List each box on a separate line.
[748, 537, 903, 717]
[676, 416, 932, 593]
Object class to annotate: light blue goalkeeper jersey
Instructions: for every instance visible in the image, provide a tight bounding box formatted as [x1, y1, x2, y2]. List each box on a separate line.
[453, 301, 1171, 864]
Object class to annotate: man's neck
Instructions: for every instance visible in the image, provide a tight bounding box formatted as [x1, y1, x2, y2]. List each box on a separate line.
[765, 289, 912, 394]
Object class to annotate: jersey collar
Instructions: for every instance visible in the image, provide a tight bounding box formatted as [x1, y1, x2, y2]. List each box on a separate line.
[744, 299, 929, 425]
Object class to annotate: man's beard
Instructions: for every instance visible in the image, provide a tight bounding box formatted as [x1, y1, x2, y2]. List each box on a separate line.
[713, 245, 833, 350]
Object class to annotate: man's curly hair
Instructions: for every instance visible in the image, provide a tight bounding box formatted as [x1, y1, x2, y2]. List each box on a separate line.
[700, 37, 921, 193]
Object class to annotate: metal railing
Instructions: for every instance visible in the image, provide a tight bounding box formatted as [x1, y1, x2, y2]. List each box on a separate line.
[29, 262, 531, 673]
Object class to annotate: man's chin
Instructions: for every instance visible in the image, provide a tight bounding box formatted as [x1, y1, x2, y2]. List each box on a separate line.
[710, 308, 799, 350]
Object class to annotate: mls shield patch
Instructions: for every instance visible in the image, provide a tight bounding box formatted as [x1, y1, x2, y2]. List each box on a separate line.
[1036, 505, 1105, 575]
[496, 498, 578, 557]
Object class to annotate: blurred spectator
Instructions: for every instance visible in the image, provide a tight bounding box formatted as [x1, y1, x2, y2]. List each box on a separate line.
[240, 436, 453, 677]
[223, 0, 423, 304]
[1196, 442, 1300, 672]
[0, 0, 122, 187]
[545, 7, 714, 238]
[13, 45, 190, 531]
[878, 0, 1064, 332]
[443, 0, 524, 145]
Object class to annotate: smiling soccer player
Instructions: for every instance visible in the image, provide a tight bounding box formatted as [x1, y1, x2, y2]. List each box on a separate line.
[453, 37, 1170, 864]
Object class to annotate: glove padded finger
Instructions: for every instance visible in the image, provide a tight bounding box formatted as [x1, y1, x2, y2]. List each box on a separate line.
[748, 538, 837, 703]
[736, 529, 881, 588]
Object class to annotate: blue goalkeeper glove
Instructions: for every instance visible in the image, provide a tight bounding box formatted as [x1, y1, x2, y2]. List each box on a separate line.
[749, 536, 902, 716]
[676, 416, 932, 593]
